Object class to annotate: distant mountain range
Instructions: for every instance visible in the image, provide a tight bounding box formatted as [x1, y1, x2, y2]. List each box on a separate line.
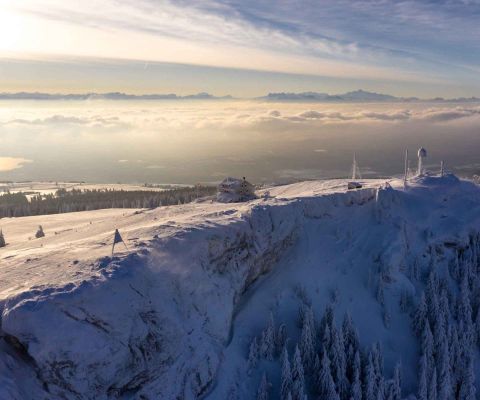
[0, 92, 233, 100]
[257, 89, 480, 103]
[0, 89, 479, 102]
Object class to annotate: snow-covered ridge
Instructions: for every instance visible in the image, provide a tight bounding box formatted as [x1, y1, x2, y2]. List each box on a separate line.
[1, 176, 479, 399]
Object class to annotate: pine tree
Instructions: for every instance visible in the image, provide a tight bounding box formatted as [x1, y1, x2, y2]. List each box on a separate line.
[458, 275, 473, 344]
[0, 229, 5, 248]
[421, 320, 434, 373]
[260, 312, 276, 360]
[438, 341, 453, 400]
[474, 307, 480, 347]
[427, 368, 437, 400]
[391, 362, 401, 400]
[330, 327, 348, 399]
[291, 345, 305, 400]
[364, 355, 377, 400]
[321, 324, 332, 354]
[458, 353, 476, 400]
[371, 343, 384, 380]
[281, 346, 293, 400]
[376, 279, 385, 306]
[350, 351, 362, 400]
[317, 351, 339, 400]
[449, 324, 461, 388]
[417, 355, 428, 400]
[342, 312, 359, 375]
[375, 377, 384, 400]
[413, 293, 428, 336]
[399, 289, 409, 313]
[319, 304, 334, 340]
[300, 313, 315, 372]
[276, 323, 288, 354]
[247, 336, 259, 374]
[257, 372, 269, 400]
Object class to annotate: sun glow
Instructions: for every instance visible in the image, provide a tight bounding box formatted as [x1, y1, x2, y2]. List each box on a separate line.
[0, 8, 23, 52]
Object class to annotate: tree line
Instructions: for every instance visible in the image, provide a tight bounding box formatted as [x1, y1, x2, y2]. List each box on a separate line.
[0, 186, 216, 218]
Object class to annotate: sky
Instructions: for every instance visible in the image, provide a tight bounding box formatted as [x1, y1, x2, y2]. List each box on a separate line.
[1, 0, 480, 97]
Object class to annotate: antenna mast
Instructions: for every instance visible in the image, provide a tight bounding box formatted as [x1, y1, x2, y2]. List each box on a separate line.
[352, 153, 357, 180]
[403, 149, 408, 187]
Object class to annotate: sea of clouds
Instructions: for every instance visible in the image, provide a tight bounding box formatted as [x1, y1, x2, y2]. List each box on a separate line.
[1, 100, 479, 183]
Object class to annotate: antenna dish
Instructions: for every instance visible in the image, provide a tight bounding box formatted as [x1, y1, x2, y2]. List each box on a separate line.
[418, 147, 427, 158]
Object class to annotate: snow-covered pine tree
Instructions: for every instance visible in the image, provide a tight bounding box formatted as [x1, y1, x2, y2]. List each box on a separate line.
[427, 368, 437, 400]
[376, 279, 385, 306]
[257, 372, 270, 400]
[399, 289, 409, 313]
[421, 320, 434, 373]
[291, 345, 305, 400]
[280, 346, 293, 400]
[449, 324, 461, 389]
[375, 377, 384, 400]
[342, 312, 359, 375]
[276, 323, 287, 354]
[437, 341, 453, 400]
[371, 343, 384, 381]
[364, 355, 377, 400]
[319, 304, 334, 341]
[413, 293, 428, 337]
[247, 336, 259, 374]
[330, 327, 348, 399]
[458, 353, 476, 400]
[417, 355, 428, 400]
[321, 324, 332, 355]
[474, 307, 480, 347]
[260, 312, 276, 360]
[0, 229, 5, 247]
[317, 351, 339, 400]
[299, 313, 315, 372]
[458, 274, 473, 343]
[349, 351, 362, 400]
[312, 353, 321, 390]
[390, 362, 401, 400]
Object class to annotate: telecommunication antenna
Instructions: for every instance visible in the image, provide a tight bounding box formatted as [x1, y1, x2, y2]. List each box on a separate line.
[417, 147, 427, 176]
[403, 149, 409, 187]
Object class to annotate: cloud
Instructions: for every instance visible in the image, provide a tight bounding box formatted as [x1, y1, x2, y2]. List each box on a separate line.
[6, 0, 468, 85]
[418, 108, 480, 122]
[145, 165, 166, 169]
[0, 157, 33, 171]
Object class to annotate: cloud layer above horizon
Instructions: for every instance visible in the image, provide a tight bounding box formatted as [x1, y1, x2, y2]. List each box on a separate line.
[1, 0, 480, 96]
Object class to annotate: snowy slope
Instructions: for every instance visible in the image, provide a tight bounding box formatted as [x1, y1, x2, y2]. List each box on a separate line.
[0, 176, 479, 399]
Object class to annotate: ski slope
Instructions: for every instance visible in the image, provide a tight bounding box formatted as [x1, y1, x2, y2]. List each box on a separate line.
[0, 176, 479, 399]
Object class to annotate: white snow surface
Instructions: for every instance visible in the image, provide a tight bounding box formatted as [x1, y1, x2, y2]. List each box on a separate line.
[0, 175, 479, 399]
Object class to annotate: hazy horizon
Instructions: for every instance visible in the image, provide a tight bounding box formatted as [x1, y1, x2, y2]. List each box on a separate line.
[1, 99, 479, 184]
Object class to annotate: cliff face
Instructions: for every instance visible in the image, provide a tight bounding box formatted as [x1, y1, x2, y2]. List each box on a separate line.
[1, 176, 479, 399]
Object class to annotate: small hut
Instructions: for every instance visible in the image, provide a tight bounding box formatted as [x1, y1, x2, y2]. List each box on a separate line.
[217, 177, 255, 203]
